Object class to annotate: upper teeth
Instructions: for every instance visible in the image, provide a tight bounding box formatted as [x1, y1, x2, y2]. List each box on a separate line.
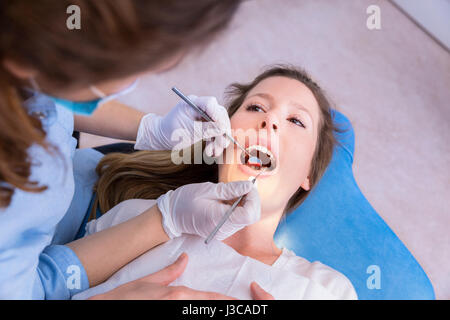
[246, 145, 274, 160]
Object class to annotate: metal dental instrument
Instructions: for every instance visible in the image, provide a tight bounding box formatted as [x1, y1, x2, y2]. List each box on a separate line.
[204, 169, 265, 244]
[171, 87, 255, 160]
[171, 87, 266, 244]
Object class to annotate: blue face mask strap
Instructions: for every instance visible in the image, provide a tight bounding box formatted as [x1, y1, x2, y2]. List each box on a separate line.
[91, 78, 141, 105]
[89, 85, 107, 98]
[28, 77, 140, 116]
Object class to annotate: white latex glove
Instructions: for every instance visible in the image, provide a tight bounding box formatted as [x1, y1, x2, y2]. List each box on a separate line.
[135, 95, 231, 157]
[157, 181, 261, 240]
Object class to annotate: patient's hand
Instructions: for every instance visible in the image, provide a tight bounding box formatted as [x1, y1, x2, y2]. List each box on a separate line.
[89, 253, 236, 300]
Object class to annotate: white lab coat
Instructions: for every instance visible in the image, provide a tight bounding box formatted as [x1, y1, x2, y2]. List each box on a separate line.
[73, 199, 358, 300]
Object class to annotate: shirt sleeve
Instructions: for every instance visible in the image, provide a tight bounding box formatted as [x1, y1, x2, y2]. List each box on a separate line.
[0, 241, 89, 300]
[282, 250, 358, 300]
[306, 261, 358, 300]
[37, 245, 90, 300]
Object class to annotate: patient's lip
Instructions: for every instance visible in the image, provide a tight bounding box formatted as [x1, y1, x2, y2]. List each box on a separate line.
[238, 162, 276, 178]
[233, 133, 279, 177]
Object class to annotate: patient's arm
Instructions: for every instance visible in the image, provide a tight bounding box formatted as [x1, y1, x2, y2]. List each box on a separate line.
[67, 202, 169, 287]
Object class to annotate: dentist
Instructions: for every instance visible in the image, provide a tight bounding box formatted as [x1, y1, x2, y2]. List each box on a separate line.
[0, 0, 268, 300]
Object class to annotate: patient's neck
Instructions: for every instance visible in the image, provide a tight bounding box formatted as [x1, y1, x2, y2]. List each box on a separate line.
[222, 208, 284, 265]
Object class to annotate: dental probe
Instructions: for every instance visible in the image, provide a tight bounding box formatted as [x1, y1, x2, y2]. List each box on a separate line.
[171, 87, 256, 161]
[204, 169, 265, 245]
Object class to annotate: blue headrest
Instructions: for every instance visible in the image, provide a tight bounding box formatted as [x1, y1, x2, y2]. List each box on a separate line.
[274, 110, 435, 299]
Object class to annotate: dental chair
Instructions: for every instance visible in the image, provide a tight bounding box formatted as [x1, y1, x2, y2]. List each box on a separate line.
[274, 110, 435, 300]
[64, 110, 435, 300]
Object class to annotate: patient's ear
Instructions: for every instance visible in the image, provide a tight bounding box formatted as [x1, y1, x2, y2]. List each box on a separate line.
[300, 176, 311, 191]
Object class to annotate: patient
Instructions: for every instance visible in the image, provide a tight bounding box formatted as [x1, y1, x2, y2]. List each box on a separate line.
[74, 65, 357, 300]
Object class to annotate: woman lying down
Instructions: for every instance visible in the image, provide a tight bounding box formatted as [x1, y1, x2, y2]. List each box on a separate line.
[74, 65, 357, 300]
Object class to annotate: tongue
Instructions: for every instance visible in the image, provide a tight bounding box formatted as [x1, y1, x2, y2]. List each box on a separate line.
[247, 156, 262, 168]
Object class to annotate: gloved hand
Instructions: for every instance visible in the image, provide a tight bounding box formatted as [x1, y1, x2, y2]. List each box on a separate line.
[135, 95, 231, 157]
[157, 181, 261, 240]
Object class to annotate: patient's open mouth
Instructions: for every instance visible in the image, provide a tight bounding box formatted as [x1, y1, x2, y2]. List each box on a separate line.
[240, 145, 277, 171]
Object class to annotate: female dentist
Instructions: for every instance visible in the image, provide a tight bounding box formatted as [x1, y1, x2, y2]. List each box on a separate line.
[0, 0, 270, 300]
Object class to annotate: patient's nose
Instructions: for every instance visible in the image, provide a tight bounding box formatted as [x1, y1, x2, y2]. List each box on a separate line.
[260, 117, 278, 131]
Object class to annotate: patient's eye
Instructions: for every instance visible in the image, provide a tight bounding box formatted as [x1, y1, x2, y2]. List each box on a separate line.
[246, 104, 265, 112]
[288, 117, 305, 128]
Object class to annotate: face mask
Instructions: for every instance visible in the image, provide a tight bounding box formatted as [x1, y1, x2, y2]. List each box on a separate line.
[29, 78, 139, 116]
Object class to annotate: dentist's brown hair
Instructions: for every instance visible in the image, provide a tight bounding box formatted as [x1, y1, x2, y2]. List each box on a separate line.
[0, 0, 242, 208]
[93, 65, 341, 217]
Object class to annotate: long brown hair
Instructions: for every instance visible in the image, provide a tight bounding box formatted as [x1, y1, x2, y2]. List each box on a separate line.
[0, 0, 242, 208]
[94, 65, 342, 217]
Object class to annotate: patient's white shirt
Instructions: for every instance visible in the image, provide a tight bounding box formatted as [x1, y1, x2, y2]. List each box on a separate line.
[73, 199, 357, 300]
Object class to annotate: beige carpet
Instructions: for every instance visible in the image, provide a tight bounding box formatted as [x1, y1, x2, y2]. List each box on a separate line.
[80, 0, 450, 299]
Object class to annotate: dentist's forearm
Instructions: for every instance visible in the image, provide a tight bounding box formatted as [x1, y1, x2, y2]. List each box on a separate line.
[66, 204, 170, 287]
[74, 99, 145, 141]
